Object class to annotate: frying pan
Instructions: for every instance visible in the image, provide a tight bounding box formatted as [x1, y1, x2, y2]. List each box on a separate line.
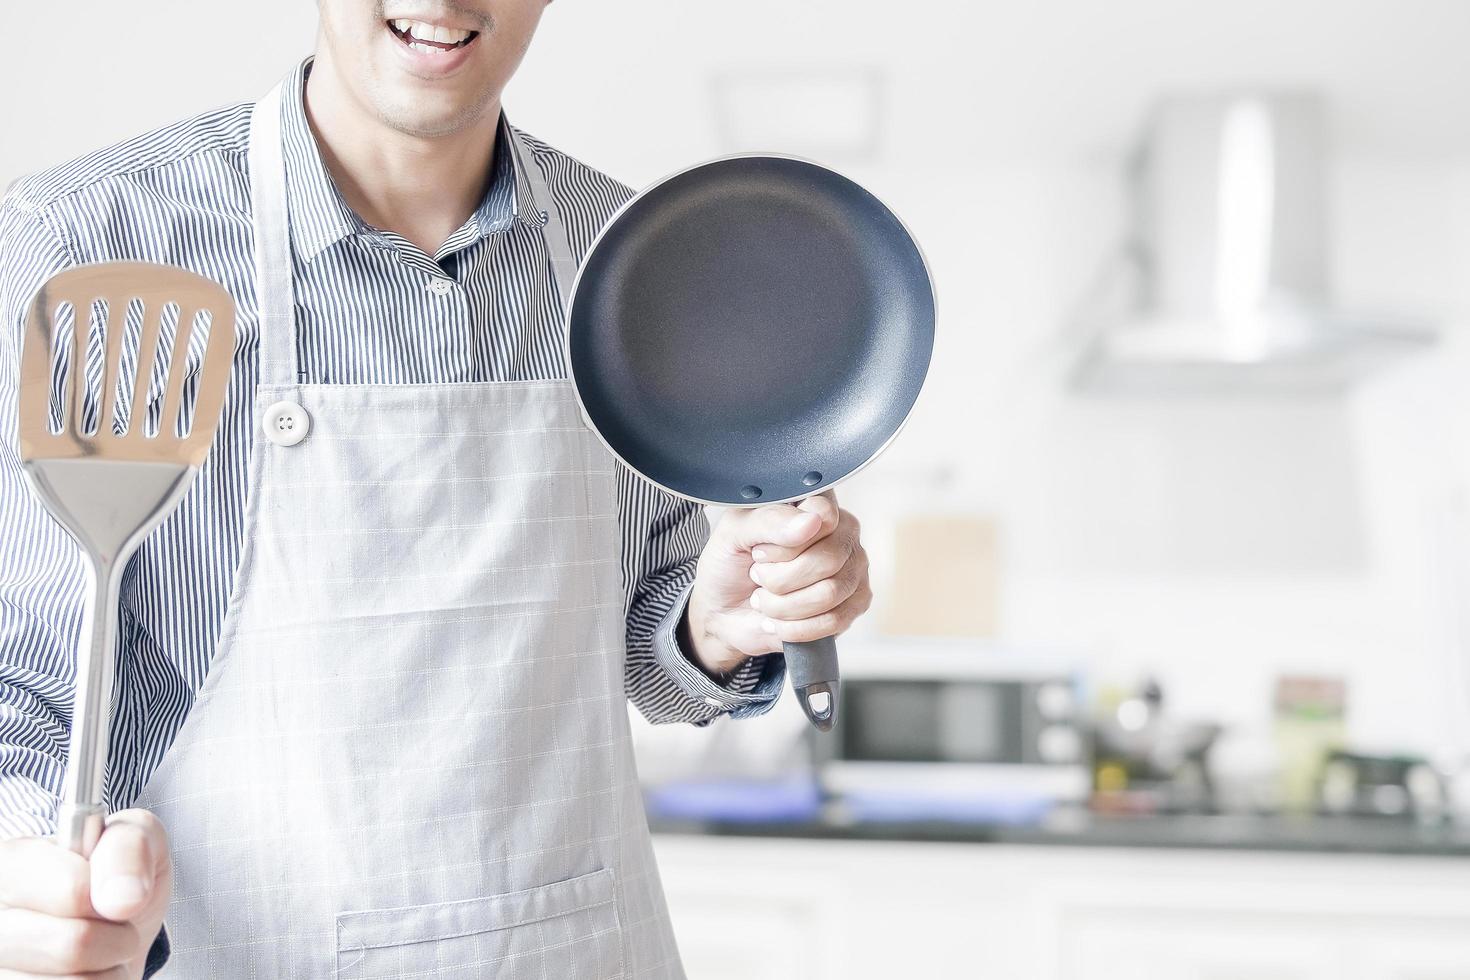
[564, 153, 935, 732]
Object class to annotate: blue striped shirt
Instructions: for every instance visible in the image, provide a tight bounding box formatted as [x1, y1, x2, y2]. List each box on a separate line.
[0, 57, 783, 841]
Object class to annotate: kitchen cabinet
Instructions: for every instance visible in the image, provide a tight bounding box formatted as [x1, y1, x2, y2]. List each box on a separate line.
[651, 834, 1470, 980]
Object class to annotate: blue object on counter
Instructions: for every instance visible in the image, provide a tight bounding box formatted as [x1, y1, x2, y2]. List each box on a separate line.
[842, 790, 1055, 826]
[644, 777, 823, 823]
[644, 777, 1056, 827]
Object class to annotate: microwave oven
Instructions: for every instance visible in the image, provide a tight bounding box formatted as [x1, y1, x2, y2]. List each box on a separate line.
[814, 643, 1091, 804]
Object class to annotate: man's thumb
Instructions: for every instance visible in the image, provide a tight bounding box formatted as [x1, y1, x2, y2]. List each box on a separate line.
[89, 809, 167, 921]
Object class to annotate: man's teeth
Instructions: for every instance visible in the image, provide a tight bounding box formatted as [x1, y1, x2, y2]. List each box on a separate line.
[389, 18, 474, 46]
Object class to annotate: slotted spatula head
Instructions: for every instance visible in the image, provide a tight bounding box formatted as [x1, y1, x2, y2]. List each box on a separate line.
[19, 261, 236, 468]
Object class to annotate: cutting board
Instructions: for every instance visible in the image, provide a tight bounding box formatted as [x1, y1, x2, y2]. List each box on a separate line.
[879, 514, 999, 638]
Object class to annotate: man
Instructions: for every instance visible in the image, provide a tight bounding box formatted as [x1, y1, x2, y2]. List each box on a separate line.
[0, 1, 872, 976]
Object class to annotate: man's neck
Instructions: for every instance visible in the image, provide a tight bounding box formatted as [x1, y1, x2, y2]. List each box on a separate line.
[303, 58, 498, 257]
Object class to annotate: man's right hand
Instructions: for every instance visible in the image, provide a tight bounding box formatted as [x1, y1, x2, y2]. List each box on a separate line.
[0, 809, 172, 979]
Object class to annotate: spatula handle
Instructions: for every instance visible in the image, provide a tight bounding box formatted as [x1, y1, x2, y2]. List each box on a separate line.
[54, 556, 123, 855]
[54, 804, 105, 856]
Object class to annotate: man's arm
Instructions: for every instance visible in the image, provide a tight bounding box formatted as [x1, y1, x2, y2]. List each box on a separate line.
[618, 464, 785, 727]
[0, 190, 89, 839]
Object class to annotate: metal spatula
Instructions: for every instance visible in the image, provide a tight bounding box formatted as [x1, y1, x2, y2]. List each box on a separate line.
[17, 261, 236, 854]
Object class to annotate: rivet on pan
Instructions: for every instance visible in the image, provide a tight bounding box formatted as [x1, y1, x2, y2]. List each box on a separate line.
[802, 471, 822, 487]
[740, 485, 762, 500]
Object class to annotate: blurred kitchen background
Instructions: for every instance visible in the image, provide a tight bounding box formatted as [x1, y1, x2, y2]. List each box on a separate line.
[9, 1, 1470, 977]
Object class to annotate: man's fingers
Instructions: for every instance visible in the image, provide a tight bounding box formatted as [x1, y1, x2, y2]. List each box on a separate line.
[87, 811, 165, 922]
[0, 907, 137, 975]
[750, 534, 856, 595]
[703, 605, 785, 659]
[728, 493, 840, 560]
[751, 561, 862, 622]
[732, 505, 822, 554]
[0, 837, 92, 917]
[764, 582, 873, 644]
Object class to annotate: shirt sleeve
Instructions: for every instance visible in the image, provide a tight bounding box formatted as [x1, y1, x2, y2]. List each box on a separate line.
[0, 190, 89, 840]
[618, 463, 784, 727]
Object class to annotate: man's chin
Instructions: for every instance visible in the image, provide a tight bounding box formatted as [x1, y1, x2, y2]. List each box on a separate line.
[372, 90, 493, 139]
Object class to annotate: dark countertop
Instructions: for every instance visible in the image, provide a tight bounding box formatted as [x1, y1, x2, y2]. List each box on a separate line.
[648, 809, 1470, 857]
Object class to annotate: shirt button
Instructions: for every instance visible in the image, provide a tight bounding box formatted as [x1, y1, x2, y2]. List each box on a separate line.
[262, 400, 311, 447]
[426, 277, 453, 296]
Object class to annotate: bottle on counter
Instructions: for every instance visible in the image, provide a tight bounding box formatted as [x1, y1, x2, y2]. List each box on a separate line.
[1272, 675, 1346, 815]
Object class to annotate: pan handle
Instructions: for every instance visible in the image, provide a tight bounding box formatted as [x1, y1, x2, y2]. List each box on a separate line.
[785, 635, 839, 732]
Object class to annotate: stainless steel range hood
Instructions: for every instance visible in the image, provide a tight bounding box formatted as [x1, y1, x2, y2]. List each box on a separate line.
[1072, 91, 1436, 395]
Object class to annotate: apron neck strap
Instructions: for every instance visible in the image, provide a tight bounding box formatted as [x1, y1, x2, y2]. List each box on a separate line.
[505, 123, 579, 307]
[246, 69, 582, 390]
[248, 80, 297, 388]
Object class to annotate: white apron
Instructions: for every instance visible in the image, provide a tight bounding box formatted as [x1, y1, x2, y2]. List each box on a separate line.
[133, 78, 685, 978]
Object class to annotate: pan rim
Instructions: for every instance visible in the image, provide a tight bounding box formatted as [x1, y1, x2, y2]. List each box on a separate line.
[562, 149, 939, 509]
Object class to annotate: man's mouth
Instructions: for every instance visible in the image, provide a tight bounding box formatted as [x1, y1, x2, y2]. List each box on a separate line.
[386, 18, 481, 53]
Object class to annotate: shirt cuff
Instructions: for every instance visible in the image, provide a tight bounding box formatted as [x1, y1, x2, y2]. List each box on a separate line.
[652, 582, 785, 721]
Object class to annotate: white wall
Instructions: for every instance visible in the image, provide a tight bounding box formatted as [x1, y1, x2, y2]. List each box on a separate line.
[5, 1, 1470, 759]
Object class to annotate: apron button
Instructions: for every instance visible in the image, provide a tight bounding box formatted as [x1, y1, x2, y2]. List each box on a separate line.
[262, 400, 311, 447]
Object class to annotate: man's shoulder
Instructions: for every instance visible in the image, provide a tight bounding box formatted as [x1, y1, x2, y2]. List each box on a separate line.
[3, 100, 255, 216]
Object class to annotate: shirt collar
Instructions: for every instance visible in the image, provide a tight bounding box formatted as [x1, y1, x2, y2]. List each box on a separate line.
[277, 56, 546, 263]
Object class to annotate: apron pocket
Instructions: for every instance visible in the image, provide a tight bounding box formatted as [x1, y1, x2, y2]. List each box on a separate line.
[334, 867, 623, 979]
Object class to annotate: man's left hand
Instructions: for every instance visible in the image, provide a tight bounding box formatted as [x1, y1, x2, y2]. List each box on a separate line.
[682, 490, 871, 679]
